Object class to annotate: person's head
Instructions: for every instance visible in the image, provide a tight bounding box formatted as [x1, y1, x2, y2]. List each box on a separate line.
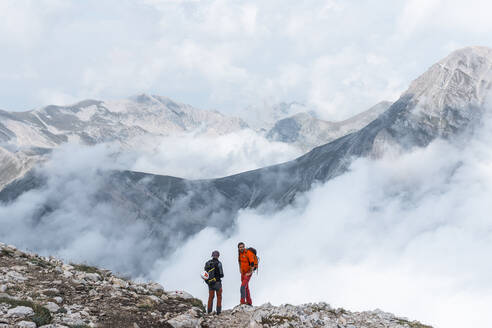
[211, 250, 220, 259]
[238, 242, 245, 253]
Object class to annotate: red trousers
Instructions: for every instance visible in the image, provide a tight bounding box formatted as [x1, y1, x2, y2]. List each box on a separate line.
[240, 273, 252, 305]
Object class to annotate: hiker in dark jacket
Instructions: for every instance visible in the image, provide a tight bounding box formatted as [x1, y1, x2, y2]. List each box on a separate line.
[204, 250, 224, 314]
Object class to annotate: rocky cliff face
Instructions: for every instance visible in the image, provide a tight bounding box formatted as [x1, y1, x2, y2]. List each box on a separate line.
[0, 242, 431, 328]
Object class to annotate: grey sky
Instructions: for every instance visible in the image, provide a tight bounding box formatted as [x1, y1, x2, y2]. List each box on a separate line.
[1, 0, 492, 119]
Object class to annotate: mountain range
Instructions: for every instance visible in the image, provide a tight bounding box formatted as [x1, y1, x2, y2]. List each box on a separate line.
[1, 46, 492, 275]
[0, 93, 391, 189]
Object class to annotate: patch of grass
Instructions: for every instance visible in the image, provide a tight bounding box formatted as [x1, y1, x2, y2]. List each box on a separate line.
[137, 297, 155, 312]
[329, 308, 348, 315]
[0, 297, 52, 326]
[31, 305, 52, 326]
[29, 292, 41, 299]
[152, 289, 164, 297]
[42, 289, 59, 297]
[71, 263, 99, 274]
[0, 248, 14, 257]
[180, 297, 205, 312]
[261, 314, 298, 326]
[397, 319, 433, 328]
[137, 304, 153, 311]
[28, 257, 54, 268]
[69, 325, 91, 328]
[7, 284, 22, 292]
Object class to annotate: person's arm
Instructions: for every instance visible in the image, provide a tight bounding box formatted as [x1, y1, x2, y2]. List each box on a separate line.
[247, 252, 254, 275]
[218, 262, 224, 279]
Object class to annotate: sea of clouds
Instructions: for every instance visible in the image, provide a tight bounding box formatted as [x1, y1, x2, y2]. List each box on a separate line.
[1, 109, 492, 328]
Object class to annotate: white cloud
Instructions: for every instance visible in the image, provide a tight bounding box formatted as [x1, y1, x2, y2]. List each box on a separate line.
[397, 0, 492, 37]
[130, 130, 302, 179]
[4, 0, 491, 118]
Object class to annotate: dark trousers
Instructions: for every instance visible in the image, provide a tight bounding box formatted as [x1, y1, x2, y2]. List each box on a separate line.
[240, 273, 252, 304]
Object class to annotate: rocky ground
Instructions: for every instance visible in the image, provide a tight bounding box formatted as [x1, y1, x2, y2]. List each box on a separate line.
[0, 242, 432, 328]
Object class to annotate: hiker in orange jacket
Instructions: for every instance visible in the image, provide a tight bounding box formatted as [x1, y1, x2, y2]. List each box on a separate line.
[238, 242, 256, 305]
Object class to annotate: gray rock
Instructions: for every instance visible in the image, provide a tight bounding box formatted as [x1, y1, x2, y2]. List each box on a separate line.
[44, 301, 60, 313]
[16, 321, 37, 328]
[61, 312, 85, 326]
[168, 290, 193, 299]
[167, 310, 202, 328]
[82, 273, 101, 282]
[147, 282, 164, 293]
[7, 306, 34, 317]
[53, 296, 63, 303]
[6, 271, 27, 282]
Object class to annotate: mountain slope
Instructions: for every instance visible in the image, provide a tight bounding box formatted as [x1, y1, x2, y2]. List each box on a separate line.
[266, 101, 392, 152]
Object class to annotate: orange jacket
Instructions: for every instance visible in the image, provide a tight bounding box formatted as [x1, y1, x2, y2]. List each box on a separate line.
[238, 249, 256, 274]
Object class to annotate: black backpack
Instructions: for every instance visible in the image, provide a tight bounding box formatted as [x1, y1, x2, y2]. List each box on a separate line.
[204, 260, 218, 284]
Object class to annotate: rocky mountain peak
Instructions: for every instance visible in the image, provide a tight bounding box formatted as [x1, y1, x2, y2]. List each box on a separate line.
[0, 242, 432, 328]
[404, 46, 492, 112]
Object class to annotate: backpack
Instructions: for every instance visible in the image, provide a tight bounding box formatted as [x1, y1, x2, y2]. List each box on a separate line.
[204, 260, 218, 285]
[247, 247, 259, 271]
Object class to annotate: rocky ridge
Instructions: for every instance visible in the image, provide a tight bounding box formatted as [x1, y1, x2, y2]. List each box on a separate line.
[0, 242, 431, 328]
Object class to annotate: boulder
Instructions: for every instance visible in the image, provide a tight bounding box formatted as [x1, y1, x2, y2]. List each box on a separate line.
[7, 306, 34, 317]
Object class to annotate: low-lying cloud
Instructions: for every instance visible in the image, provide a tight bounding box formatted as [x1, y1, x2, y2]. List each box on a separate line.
[130, 129, 302, 179]
[0, 130, 301, 275]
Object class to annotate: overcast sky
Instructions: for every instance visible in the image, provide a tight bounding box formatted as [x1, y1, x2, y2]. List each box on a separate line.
[1, 0, 492, 120]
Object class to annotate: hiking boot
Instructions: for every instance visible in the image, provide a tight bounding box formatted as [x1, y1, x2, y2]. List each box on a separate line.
[216, 306, 221, 315]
